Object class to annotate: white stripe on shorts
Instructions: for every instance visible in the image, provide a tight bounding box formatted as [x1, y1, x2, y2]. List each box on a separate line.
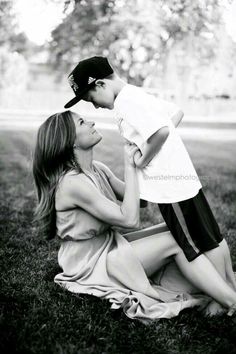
[172, 203, 200, 254]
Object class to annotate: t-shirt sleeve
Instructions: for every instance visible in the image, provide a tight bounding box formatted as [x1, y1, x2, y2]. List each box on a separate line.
[157, 98, 181, 118]
[121, 96, 171, 142]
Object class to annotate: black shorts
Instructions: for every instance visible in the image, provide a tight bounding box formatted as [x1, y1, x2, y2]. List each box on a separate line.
[158, 189, 223, 262]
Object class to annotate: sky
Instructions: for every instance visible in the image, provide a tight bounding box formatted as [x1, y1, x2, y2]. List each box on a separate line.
[14, 0, 236, 45]
[14, 0, 66, 45]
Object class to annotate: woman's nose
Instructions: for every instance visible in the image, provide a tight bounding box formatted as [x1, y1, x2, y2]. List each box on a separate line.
[89, 121, 95, 127]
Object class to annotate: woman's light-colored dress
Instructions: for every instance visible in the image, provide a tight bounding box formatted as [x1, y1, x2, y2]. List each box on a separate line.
[54, 163, 209, 324]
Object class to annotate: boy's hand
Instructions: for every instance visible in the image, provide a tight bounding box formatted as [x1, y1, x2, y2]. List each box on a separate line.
[124, 142, 140, 167]
[133, 149, 143, 168]
[125, 141, 144, 168]
[123, 140, 145, 168]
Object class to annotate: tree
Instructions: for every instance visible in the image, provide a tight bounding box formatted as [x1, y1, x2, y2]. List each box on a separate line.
[0, 0, 18, 47]
[0, 0, 38, 56]
[49, 0, 223, 85]
[0, 0, 37, 89]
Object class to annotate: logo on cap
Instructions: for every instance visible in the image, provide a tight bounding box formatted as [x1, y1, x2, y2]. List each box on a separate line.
[68, 74, 79, 92]
[88, 77, 96, 84]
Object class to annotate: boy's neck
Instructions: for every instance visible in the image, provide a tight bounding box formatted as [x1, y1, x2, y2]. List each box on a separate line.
[113, 77, 127, 100]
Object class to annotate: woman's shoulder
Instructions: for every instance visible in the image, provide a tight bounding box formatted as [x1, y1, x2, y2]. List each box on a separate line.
[56, 171, 93, 201]
[55, 170, 93, 211]
[57, 170, 89, 191]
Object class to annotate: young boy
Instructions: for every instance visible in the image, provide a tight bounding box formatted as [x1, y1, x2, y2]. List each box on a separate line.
[64, 56, 236, 304]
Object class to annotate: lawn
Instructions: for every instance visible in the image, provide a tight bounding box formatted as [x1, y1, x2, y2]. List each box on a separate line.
[0, 128, 236, 354]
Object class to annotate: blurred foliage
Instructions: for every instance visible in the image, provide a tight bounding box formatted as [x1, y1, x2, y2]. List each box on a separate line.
[0, 0, 17, 47]
[0, 0, 33, 55]
[0, 0, 42, 89]
[49, 0, 223, 84]
[0, 47, 29, 89]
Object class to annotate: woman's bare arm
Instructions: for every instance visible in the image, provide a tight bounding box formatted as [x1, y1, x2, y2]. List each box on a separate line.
[59, 145, 140, 229]
[66, 175, 138, 228]
[94, 161, 125, 201]
[95, 161, 148, 208]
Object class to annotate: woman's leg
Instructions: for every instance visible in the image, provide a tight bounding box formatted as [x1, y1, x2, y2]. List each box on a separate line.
[130, 231, 236, 310]
[129, 231, 178, 276]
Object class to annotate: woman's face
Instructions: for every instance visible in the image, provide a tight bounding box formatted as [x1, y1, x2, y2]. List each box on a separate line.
[73, 113, 102, 150]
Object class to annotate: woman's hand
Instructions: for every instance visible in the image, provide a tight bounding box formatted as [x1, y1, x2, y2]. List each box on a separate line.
[124, 141, 140, 167]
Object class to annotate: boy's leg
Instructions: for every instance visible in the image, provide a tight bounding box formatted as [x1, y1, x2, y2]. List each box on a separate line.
[178, 189, 236, 289]
[159, 190, 235, 282]
[130, 231, 236, 310]
[220, 239, 236, 289]
[158, 202, 201, 262]
[159, 190, 236, 314]
[180, 189, 223, 248]
[174, 251, 236, 311]
[203, 244, 227, 282]
[203, 240, 236, 314]
[193, 190, 236, 289]
[159, 192, 228, 276]
[206, 239, 236, 290]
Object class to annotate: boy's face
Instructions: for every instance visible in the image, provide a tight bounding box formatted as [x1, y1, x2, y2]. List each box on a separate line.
[82, 80, 115, 110]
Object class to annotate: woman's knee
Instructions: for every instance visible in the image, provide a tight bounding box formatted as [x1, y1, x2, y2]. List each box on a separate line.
[163, 233, 180, 257]
[153, 231, 179, 257]
[130, 231, 179, 262]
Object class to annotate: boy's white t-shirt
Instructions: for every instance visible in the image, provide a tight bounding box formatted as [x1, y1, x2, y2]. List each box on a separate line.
[114, 84, 202, 203]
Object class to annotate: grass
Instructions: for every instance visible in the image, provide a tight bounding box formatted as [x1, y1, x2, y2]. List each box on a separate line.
[0, 128, 236, 354]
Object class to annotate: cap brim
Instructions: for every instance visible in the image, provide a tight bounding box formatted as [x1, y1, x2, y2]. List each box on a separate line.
[64, 82, 96, 109]
[64, 96, 82, 109]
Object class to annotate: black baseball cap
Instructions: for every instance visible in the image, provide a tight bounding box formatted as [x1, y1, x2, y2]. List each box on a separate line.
[64, 56, 114, 108]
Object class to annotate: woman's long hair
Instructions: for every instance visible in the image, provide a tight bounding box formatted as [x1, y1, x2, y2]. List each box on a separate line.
[33, 110, 78, 239]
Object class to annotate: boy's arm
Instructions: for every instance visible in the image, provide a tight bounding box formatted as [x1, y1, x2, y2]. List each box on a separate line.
[171, 110, 184, 127]
[134, 126, 169, 169]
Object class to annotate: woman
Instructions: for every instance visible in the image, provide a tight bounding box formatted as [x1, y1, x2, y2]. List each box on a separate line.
[33, 110, 236, 323]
